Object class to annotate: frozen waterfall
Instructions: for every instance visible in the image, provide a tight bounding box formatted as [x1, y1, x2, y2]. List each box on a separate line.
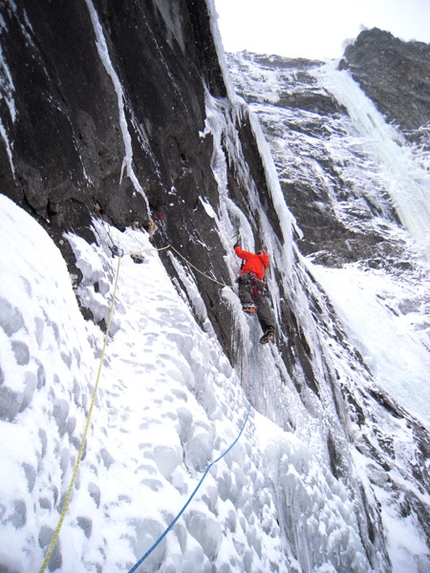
[315, 62, 430, 259]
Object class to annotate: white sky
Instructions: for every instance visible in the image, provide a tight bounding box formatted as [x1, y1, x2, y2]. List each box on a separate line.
[214, 0, 430, 60]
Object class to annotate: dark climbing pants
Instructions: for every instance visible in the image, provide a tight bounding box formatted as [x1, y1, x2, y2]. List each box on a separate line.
[238, 273, 273, 333]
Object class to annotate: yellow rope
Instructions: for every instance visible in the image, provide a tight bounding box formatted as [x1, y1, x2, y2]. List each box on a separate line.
[38, 255, 122, 573]
[168, 245, 227, 287]
[127, 244, 170, 256]
[38, 241, 226, 571]
[127, 244, 227, 287]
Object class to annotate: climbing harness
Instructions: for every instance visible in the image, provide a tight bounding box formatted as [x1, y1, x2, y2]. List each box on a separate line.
[127, 313, 259, 573]
[37, 241, 228, 572]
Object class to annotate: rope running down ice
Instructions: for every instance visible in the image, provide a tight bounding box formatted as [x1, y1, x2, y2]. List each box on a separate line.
[37, 242, 227, 572]
[127, 312, 259, 573]
[38, 254, 122, 573]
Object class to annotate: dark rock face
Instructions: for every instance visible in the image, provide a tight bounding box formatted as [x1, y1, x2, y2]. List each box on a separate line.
[0, 0, 226, 238]
[340, 28, 430, 137]
[0, 0, 275, 363]
[2, 0, 129, 233]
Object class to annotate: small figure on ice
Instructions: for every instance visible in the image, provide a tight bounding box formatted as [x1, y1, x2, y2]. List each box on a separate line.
[234, 239, 275, 344]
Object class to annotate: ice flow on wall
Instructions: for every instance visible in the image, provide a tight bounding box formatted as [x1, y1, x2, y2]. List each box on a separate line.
[224, 49, 430, 573]
[316, 62, 430, 259]
[1, 1, 430, 572]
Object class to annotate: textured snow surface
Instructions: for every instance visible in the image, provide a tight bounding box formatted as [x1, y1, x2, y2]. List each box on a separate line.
[0, 193, 407, 573]
[1, 8, 430, 571]
[0, 195, 287, 572]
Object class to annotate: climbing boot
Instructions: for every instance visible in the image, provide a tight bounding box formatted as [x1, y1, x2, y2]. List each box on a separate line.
[260, 327, 275, 345]
[242, 304, 256, 314]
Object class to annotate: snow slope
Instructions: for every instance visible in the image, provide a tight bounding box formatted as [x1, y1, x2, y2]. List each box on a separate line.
[0, 194, 286, 571]
[1, 5, 430, 572]
[0, 191, 408, 573]
[0, 191, 347, 572]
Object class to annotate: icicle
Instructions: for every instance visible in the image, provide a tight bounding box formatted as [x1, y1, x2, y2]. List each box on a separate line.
[84, 0, 149, 212]
[205, 0, 238, 103]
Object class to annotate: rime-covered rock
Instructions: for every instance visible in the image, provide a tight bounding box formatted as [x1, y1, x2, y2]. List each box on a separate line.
[340, 28, 430, 137]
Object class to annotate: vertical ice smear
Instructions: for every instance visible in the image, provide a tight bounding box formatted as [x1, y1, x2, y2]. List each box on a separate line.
[152, 0, 185, 52]
[84, 0, 149, 211]
[247, 111, 301, 249]
[0, 47, 15, 123]
[199, 92, 257, 282]
[0, 2, 42, 179]
[200, 85, 297, 274]
[0, 118, 14, 175]
[0, 43, 16, 175]
[315, 62, 430, 258]
[199, 81, 300, 331]
[205, 0, 237, 103]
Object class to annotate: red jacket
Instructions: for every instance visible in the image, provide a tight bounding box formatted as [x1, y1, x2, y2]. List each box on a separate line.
[234, 246, 269, 280]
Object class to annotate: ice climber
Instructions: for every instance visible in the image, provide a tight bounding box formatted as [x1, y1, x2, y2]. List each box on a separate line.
[234, 241, 275, 344]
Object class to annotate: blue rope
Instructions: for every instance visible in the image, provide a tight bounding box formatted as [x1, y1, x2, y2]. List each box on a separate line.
[127, 315, 259, 573]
